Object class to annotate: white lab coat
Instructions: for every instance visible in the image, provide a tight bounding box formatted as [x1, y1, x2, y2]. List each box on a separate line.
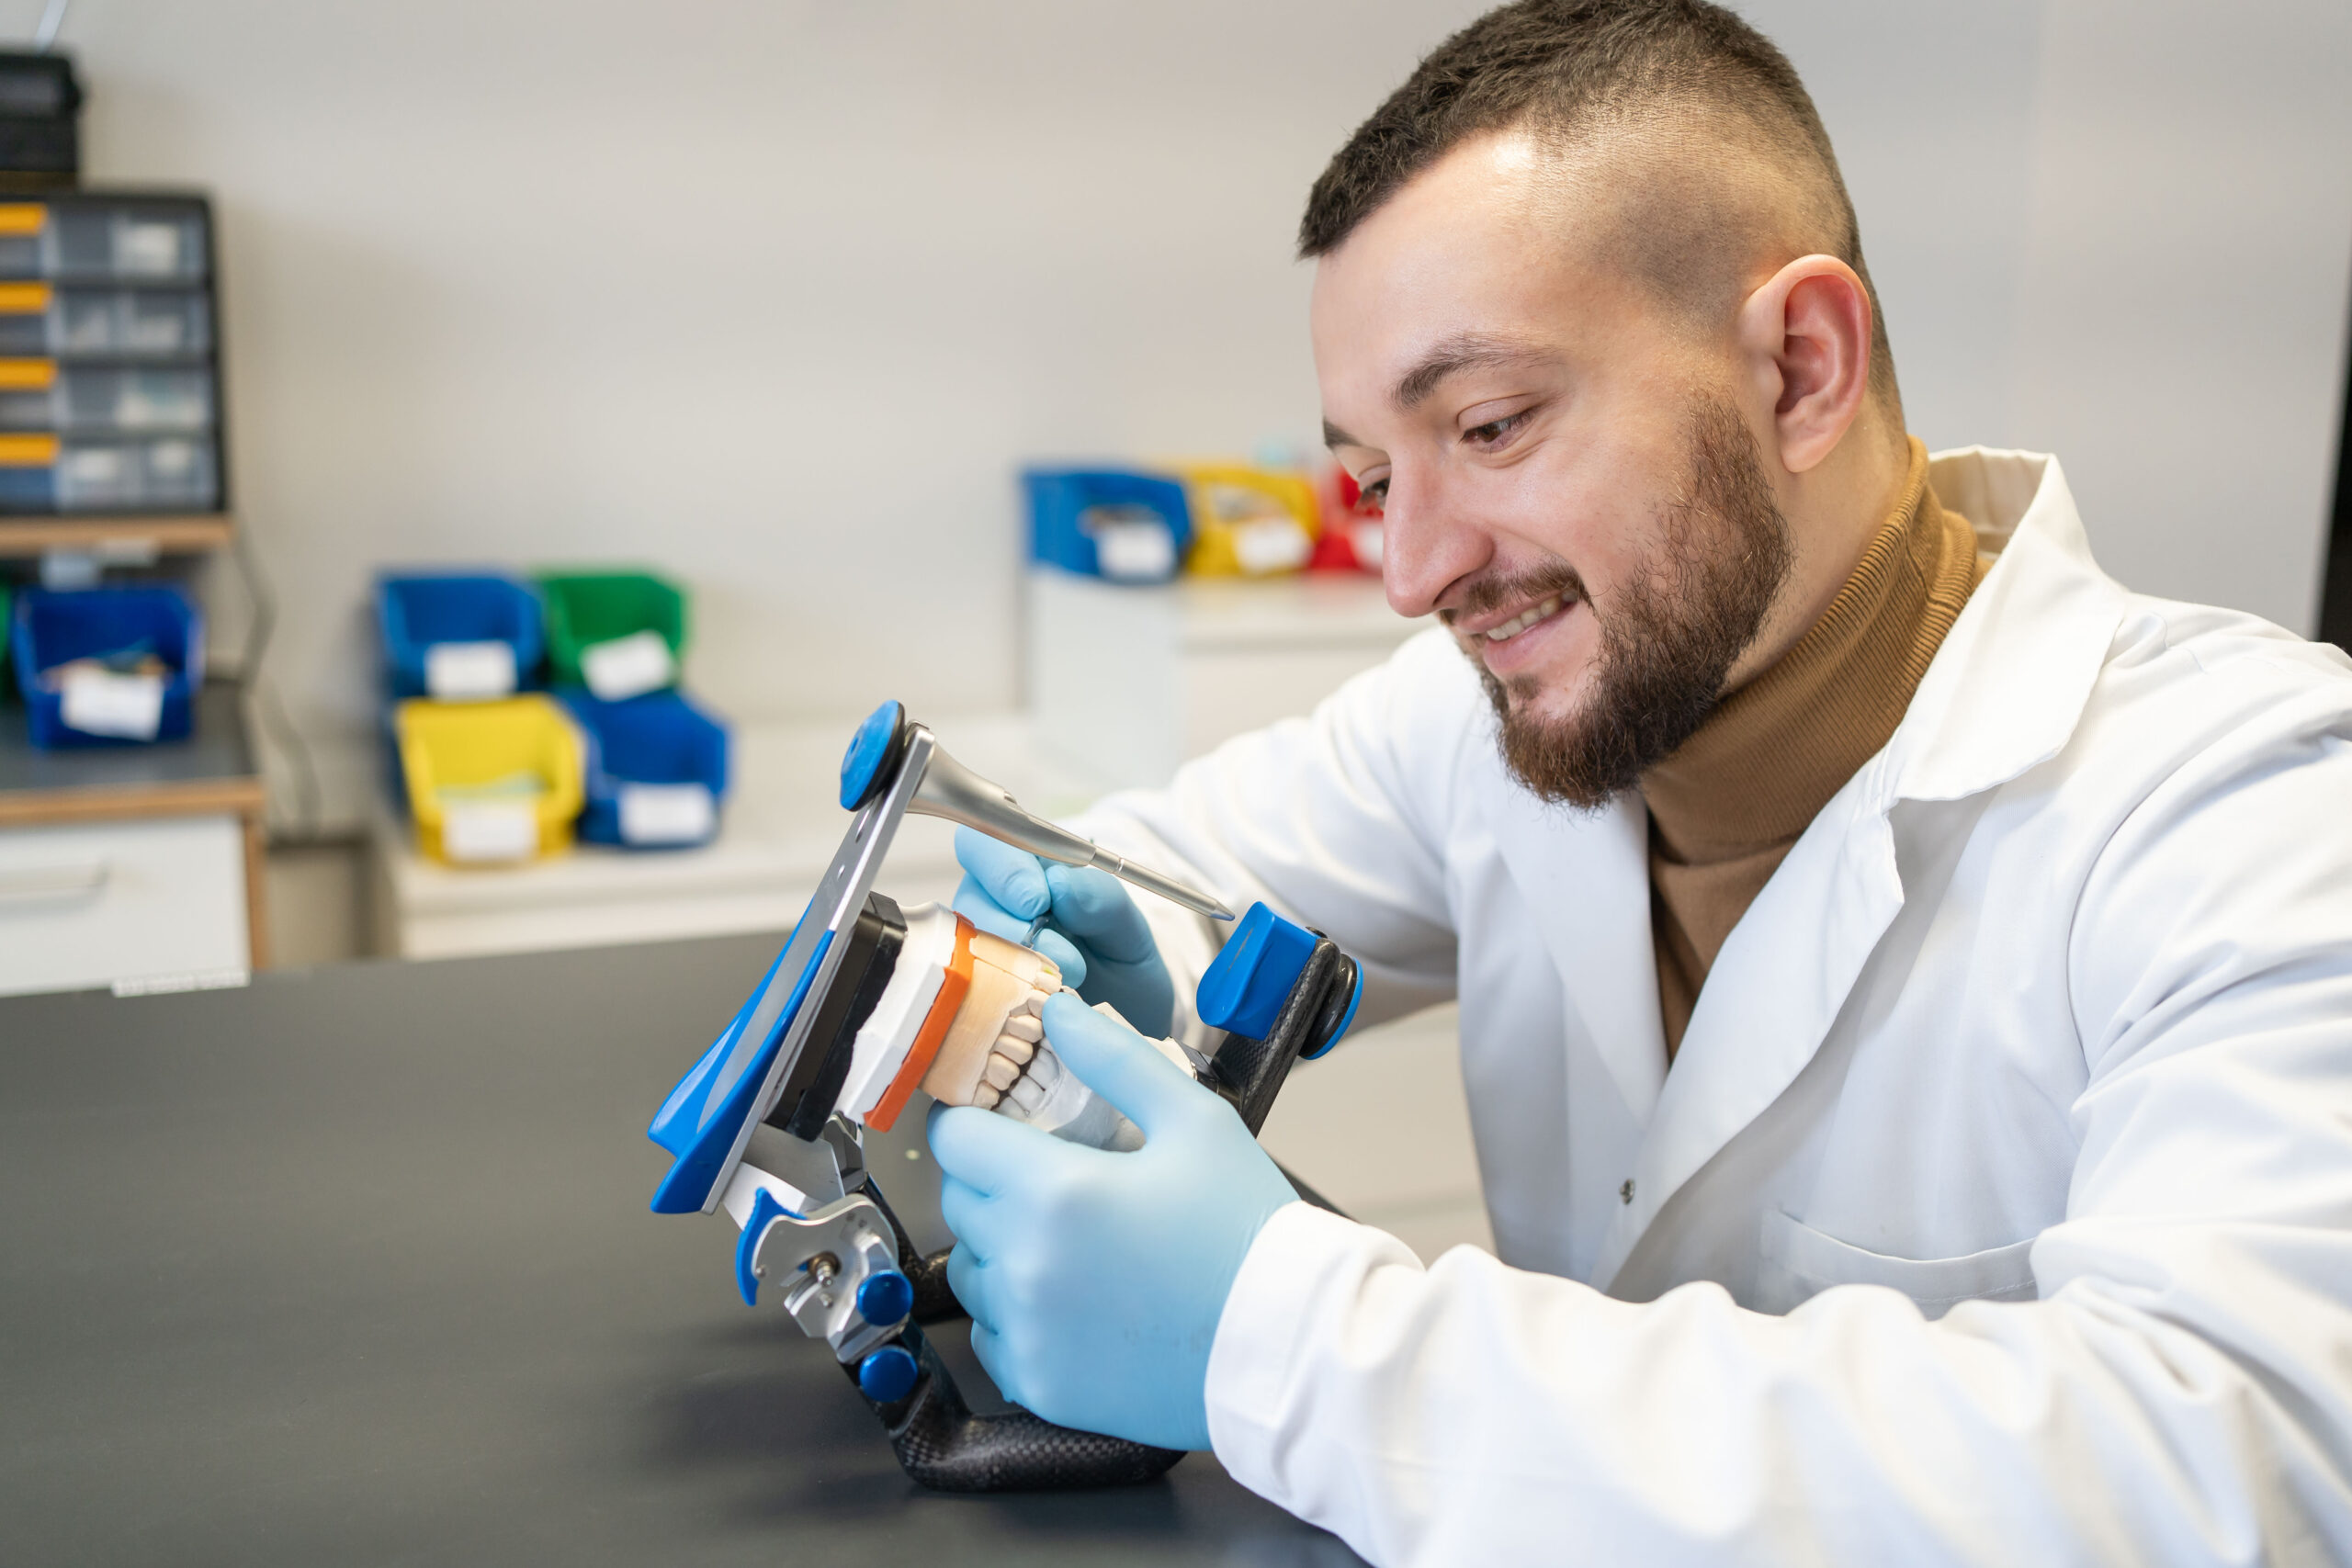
[1073, 448, 2352, 1565]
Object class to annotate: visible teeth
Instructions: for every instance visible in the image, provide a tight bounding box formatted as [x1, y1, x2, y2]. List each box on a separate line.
[1007, 1074, 1046, 1111]
[971, 1082, 1001, 1108]
[1484, 595, 1564, 642]
[983, 1053, 1023, 1089]
[1001, 1012, 1042, 1043]
[994, 1032, 1035, 1065]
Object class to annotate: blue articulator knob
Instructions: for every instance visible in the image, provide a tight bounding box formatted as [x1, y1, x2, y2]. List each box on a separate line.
[840, 699, 909, 810]
[857, 1269, 914, 1328]
[858, 1344, 920, 1404]
[1195, 902, 1317, 1040]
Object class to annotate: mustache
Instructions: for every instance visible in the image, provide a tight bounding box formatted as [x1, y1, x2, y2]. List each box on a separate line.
[1438, 559, 1588, 627]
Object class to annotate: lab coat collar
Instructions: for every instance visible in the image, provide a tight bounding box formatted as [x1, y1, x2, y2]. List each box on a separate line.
[1883, 448, 2130, 808]
[1584, 447, 2129, 1289]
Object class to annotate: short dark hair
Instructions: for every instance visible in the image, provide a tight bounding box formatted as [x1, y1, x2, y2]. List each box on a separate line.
[1300, 0, 1896, 408]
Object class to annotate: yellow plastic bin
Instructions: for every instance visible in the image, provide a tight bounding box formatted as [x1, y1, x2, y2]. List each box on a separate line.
[1170, 464, 1320, 577]
[395, 694, 584, 866]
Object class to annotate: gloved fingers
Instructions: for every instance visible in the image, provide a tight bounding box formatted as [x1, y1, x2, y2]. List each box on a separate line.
[1022, 925, 1089, 984]
[1039, 990, 1204, 1138]
[935, 1172, 997, 1267]
[966, 1316, 1023, 1408]
[1072, 953, 1176, 1043]
[926, 1099, 1068, 1198]
[943, 1230, 1001, 1337]
[953, 828, 1051, 920]
[1039, 863, 1162, 964]
[953, 878, 1088, 983]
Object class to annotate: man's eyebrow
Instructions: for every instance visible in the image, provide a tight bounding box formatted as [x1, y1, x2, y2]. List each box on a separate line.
[1392, 333, 1552, 412]
[1322, 418, 1365, 450]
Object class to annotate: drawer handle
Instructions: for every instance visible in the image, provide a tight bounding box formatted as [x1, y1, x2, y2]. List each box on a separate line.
[0, 861, 111, 902]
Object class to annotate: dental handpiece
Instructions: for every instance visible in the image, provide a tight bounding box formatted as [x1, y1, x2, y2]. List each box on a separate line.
[908, 739, 1237, 923]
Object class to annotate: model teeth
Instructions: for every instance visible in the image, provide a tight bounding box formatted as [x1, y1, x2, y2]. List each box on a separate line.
[965, 979, 1063, 1115]
[1484, 594, 1563, 642]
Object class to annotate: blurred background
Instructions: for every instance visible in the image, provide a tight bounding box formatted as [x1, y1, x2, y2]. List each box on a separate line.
[0, 0, 2346, 1257]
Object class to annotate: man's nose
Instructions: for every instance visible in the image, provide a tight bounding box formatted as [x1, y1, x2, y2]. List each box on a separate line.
[1380, 468, 1490, 621]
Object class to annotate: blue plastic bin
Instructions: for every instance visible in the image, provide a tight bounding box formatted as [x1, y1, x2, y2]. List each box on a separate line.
[557, 687, 730, 849]
[1022, 468, 1193, 581]
[377, 571, 543, 700]
[11, 584, 202, 749]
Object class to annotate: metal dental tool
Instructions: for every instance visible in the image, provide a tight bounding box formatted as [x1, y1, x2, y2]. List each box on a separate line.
[895, 711, 1238, 924]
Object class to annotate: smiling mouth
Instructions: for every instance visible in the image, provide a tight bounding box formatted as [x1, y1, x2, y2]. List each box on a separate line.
[1482, 594, 1566, 642]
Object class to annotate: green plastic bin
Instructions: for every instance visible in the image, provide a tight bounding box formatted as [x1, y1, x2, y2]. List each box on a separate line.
[534, 570, 688, 695]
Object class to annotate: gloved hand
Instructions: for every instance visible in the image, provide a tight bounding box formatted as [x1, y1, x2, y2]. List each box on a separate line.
[952, 826, 1176, 1039]
[928, 991, 1299, 1451]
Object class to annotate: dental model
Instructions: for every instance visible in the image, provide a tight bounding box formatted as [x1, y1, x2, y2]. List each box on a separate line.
[838, 902, 1191, 1151]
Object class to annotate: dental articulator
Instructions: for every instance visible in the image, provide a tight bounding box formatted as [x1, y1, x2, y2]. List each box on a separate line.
[646, 701, 1365, 1491]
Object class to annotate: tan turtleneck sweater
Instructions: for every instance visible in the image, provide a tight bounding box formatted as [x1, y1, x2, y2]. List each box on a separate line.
[1641, 438, 1987, 1059]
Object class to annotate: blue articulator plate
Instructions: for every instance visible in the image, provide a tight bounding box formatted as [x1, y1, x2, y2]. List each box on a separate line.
[647, 925, 832, 1215]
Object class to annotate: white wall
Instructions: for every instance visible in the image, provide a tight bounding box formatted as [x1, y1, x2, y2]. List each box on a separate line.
[1755, 0, 2352, 629]
[14, 1, 2347, 826]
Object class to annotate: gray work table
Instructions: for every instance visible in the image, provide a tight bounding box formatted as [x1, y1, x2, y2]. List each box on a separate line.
[0, 933, 1361, 1566]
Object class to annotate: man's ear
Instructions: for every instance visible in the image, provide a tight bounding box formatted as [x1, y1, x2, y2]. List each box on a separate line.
[1736, 254, 1873, 475]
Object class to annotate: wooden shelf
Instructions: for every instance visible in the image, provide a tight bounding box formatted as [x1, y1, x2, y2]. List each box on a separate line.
[0, 513, 233, 558]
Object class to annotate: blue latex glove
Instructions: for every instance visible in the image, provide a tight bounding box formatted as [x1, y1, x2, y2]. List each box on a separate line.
[951, 825, 1176, 1038]
[928, 992, 1299, 1450]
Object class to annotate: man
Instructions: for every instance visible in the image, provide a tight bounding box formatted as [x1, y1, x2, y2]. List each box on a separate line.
[928, 2, 2352, 1561]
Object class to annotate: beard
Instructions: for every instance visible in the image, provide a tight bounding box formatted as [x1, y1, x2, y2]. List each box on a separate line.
[1463, 393, 1792, 808]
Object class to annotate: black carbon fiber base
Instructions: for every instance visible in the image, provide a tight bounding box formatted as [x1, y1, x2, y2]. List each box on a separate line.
[847, 1324, 1187, 1492]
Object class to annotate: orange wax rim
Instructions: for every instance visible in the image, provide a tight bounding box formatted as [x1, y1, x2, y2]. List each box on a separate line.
[865, 913, 976, 1132]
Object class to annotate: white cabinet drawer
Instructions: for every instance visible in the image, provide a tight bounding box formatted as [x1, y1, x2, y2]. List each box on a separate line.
[0, 815, 248, 998]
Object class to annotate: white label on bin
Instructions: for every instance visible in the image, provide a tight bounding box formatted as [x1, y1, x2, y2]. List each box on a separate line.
[442, 801, 539, 863]
[1092, 520, 1177, 582]
[618, 784, 715, 846]
[1234, 517, 1314, 576]
[60, 668, 164, 739]
[425, 640, 516, 700]
[581, 630, 674, 701]
[116, 220, 183, 275]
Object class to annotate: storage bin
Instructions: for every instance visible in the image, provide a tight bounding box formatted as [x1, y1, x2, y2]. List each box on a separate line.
[0, 362, 212, 433]
[557, 688, 729, 849]
[10, 583, 203, 749]
[1023, 468, 1193, 583]
[0, 199, 209, 283]
[377, 571, 544, 701]
[1175, 464, 1320, 578]
[0, 285, 210, 357]
[394, 695, 583, 865]
[536, 570, 687, 697]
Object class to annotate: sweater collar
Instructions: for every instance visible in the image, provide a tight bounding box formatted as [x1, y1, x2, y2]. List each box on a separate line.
[1639, 438, 1980, 860]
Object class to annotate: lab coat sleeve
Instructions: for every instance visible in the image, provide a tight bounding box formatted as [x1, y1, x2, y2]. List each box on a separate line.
[1203, 694, 2352, 1565]
[1069, 627, 1476, 1043]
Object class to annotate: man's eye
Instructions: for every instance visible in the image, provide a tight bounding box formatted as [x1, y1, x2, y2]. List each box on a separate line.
[1464, 410, 1531, 447]
[1362, 477, 1390, 505]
